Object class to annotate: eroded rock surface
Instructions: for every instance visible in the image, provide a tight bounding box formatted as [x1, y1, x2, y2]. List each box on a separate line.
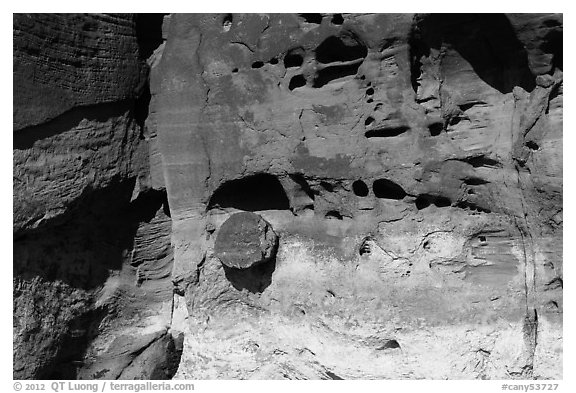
[13, 13, 180, 380]
[14, 13, 562, 380]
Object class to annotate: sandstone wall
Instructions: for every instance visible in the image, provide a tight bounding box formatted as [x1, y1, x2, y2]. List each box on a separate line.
[13, 13, 562, 380]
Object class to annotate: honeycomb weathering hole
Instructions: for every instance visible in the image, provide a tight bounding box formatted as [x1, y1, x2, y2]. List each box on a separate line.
[289, 75, 307, 90]
[365, 126, 410, 138]
[313, 63, 363, 88]
[352, 180, 369, 197]
[207, 174, 290, 211]
[298, 13, 323, 24]
[373, 179, 406, 200]
[284, 49, 304, 68]
[315, 35, 367, 64]
[331, 14, 344, 25]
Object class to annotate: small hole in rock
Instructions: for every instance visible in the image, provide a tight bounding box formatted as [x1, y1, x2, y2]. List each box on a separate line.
[365, 116, 375, 126]
[315, 35, 368, 64]
[232, 68, 239, 73]
[367, 98, 373, 103]
[331, 13, 344, 25]
[299, 13, 323, 24]
[270, 57, 278, 65]
[526, 140, 540, 151]
[325, 210, 343, 220]
[373, 179, 406, 200]
[352, 180, 369, 197]
[251, 61, 264, 69]
[377, 339, 401, 350]
[479, 235, 487, 243]
[289, 75, 306, 90]
[423, 240, 430, 250]
[222, 14, 233, 31]
[415, 196, 431, 210]
[365, 126, 410, 138]
[359, 238, 372, 255]
[428, 122, 443, 136]
[463, 177, 489, 186]
[433, 196, 451, 208]
[360, 75, 366, 80]
[320, 181, 334, 192]
[366, 87, 374, 95]
[284, 50, 304, 68]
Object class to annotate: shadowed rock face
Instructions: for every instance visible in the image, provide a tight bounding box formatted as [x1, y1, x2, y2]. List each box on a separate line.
[14, 13, 562, 380]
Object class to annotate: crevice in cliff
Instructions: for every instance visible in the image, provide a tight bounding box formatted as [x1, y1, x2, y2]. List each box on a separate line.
[135, 14, 166, 61]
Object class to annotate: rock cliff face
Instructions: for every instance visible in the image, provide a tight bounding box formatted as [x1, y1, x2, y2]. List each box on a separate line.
[13, 13, 562, 380]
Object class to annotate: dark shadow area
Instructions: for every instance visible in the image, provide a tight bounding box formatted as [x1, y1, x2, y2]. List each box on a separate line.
[289, 74, 307, 90]
[325, 370, 344, 380]
[135, 14, 166, 60]
[207, 174, 290, 211]
[159, 333, 185, 380]
[455, 200, 492, 213]
[284, 48, 304, 68]
[222, 14, 233, 27]
[331, 14, 344, 25]
[376, 339, 401, 350]
[352, 180, 369, 197]
[315, 35, 367, 64]
[14, 101, 132, 150]
[410, 14, 535, 94]
[463, 177, 490, 186]
[134, 82, 151, 131]
[365, 126, 410, 138]
[415, 194, 452, 210]
[14, 185, 171, 379]
[325, 210, 343, 220]
[13, 180, 169, 290]
[543, 30, 562, 71]
[289, 173, 316, 200]
[223, 254, 277, 294]
[37, 307, 109, 379]
[453, 154, 502, 168]
[298, 13, 323, 24]
[373, 179, 406, 200]
[428, 121, 444, 136]
[525, 140, 540, 151]
[320, 181, 334, 192]
[313, 63, 362, 87]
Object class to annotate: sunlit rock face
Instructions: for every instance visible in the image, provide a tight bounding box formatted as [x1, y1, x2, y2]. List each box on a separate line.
[14, 13, 562, 380]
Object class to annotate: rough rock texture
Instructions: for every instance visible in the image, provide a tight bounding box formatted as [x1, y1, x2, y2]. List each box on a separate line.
[13, 13, 181, 380]
[14, 13, 562, 380]
[214, 212, 279, 269]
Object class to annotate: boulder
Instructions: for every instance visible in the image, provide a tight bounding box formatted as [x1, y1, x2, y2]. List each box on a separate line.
[214, 212, 278, 269]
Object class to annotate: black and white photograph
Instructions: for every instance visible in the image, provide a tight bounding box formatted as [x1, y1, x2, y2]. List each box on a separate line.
[10, 8, 565, 386]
